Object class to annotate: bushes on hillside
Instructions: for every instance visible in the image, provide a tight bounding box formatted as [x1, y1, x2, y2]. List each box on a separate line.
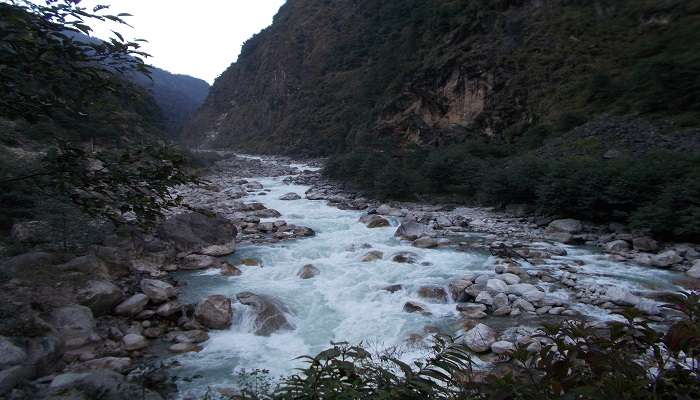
[323, 145, 700, 241]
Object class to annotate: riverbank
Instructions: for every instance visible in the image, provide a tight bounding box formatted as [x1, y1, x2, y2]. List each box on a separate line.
[0, 152, 698, 399]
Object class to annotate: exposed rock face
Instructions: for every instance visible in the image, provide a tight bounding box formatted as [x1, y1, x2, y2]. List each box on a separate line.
[194, 295, 233, 330]
[236, 292, 294, 336]
[157, 212, 237, 254]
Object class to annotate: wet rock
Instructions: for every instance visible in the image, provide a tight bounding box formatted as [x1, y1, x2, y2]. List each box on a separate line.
[180, 254, 219, 270]
[493, 306, 512, 316]
[236, 292, 294, 336]
[394, 221, 429, 240]
[256, 208, 282, 218]
[77, 280, 124, 316]
[636, 299, 661, 315]
[364, 215, 390, 228]
[448, 279, 472, 302]
[512, 298, 535, 312]
[221, 262, 243, 276]
[114, 294, 149, 316]
[158, 212, 237, 253]
[463, 323, 496, 353]
[51, 305, 96, 348]
[362, 250, 384, 262]
[0, 366, 33, 396]
[122, 334, 148, 351]
[403, 301, 430, 314]
[194, 295, 233, 330]
[496, 273, 520, 285]
[475, 291, 493, 306]
[298, 264, 320, 279]
[140, 279, 176, 303]
[279, 193, 301, 200]
[546, 219, 583, 234]
[457, 303, 488, 319]
[687, 260, 700, 279]
[392, 251, 419, 264]
[383, 284, 403, 293]
[0, 337, 26, 370]
[493, 293, 510, 309]
[413, 236, 438, 249]
[156, 301, 182, 318]
[174, 330, 209, 344]
[169, 342, 203, 353]
[633, 237, 659, 252]
[508, 284, 545, 302]
[199, 241, 237, 257]
[604, 240, 630, 253]
[651, 250, 682, 268]
[417, 286, 448, 303]
[605, 286, 640, 306]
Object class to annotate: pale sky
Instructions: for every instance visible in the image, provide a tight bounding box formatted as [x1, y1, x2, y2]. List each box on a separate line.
[86, 0, 287, 84]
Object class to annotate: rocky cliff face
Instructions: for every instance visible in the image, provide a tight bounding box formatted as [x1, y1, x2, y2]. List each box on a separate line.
[183, 0, 700, 155]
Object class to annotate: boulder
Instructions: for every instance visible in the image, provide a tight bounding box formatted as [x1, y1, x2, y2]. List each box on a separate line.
[0, 366, 33, 396]
[632, 237, 659, 252]
[169, 342, 202, 353]
[221, 262, 243, 276]
[403, 301, 430, 314]
[497, 273, 520, 285]
[236, 292, 294, 336]
[298, 264, 320, 279]
[486, 279, 508, 294]
[279, 193, 301, 200]
[491, 341, 516, 355]
[0, 337, 26, 370]
[51, 305, 95, 347]
[545, 232, 575, 244]
[57, 254, 110, 278]
[493, 293, 510, 309]
[413, 236, 438, 249]
[417, 286, 448, 303]
[457, 303, 488, 319]
[25, 335, 63, 377]
[140, 279, 176, 303]
[0, 251, 59, 278]
[383, 284, 403, 293]
[156, 301, 182, 318]
[606, 286, 640, 306]
[546, 219, 583, 234]
[114, 294, 149, 316]
[48, 370, 163, 400]
[512, 298, 535, 312]
[10, 220, 49, 243]
[687, 260, 700, 279]
[364, 215, 390, 228]
[157, 212, 237, 253]
[651, 250, 683, 268]
[122, 334, 148, 351]
[179, 254, 219, 270]
[77, 280, 124, 316]
[392, 251, 419, 264]
[394, 221, 429, 240]
[194, 295, 233, 330]
[174, 330, 209, 344]
[463, 323, 496, 353]
[361, 250, 384, 262]
[448, 279, 473, 302]
[198, 241, 237, 257]
[79, 357, 132, 373]
[475, 291, 494, 306]
[604, 240, 630, 253]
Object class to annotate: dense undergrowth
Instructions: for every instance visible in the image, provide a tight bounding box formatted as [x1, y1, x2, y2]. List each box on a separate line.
[196, 292, 700, 400]
[324, 136, 700, 242]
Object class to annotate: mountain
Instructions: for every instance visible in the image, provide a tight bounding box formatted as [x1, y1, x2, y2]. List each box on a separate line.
[183, 0, 700, 155]
[135, 68, 209, 136]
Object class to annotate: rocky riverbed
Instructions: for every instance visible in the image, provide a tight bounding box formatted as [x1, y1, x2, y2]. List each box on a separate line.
[0, 153, 698, 399]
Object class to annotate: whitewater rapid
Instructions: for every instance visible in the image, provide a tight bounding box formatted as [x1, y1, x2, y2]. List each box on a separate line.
[168, 159, 683, 395]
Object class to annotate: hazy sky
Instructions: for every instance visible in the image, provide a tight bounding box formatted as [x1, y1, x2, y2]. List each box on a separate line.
[88, 0, 286, 84]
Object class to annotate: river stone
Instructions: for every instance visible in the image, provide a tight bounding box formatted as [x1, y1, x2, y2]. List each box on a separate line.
[169, 342, 202, 353]
[140, 279, 176, 303]
[606, 286, 640, 306]
[122, 334, 148, 351]
[475, 291, 494, 306]
[457, 303, 487, 319]
[279, 192, 301, 200]
[156, 301, 182, 318]
[236, 292, 294, 336]
[394, 221, 429, 240]
[493, 293, 510, 309]
[448, 279, 472, 302]
[77, 280, 124, 316]
[512, 298, 535, 312]
[392, 251, 419, 264]
[221, 262, 243, 276]
[493, 306, 512, 316]
[298, 264, 320, 279]
[417, 286, 448, 303]
[463, 323, 496, 353]
[383, 284, 403, 293]
[48, 370, 163, 400]
[633, 237, 659, 252]
[486, 279, 508, 294]
[195, 295, 233, 330]
[174, 330, 209, 344]
[687, 260, 700, 279]
[78, 357, 132, 373]
[0, 366, 33, 396]
[362, 250, 384, 262]
[365, 215, 390, 228]
[0, 337, 26, 370]
[57, 254, 110, 278]
[157, 212, 237, 253]
[180, 254, 219, 270]
[604, 240, 630, 253]
[0, 251, 59, 278]
[497, 273, 520, 285]
[546, 232, 575, 244]
[546, 219, 583, 234]
[491, 341, 516, 355]
[198, 241, 237, 257]
[52, 305, 95, 347]
[403, 301, 430, 314]
[413, 236, 438, 249]
[651, 250, 682, 268]
[114, 293, 149, 316]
